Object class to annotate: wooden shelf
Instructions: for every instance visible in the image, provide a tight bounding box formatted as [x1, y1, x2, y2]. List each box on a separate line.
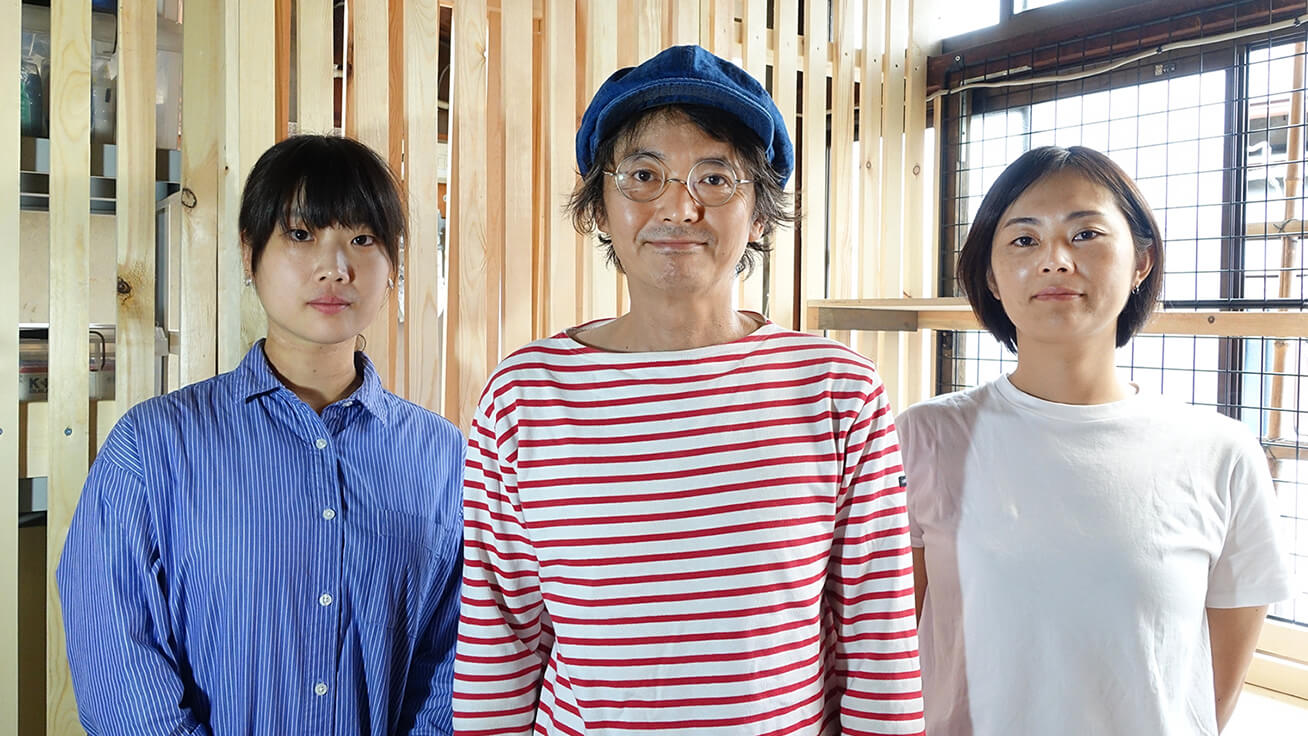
[807, 298, 1308, 339]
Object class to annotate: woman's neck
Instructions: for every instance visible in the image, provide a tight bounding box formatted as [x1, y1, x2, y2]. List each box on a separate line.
[262, 335, 362, 413]
[1008, 337, 1133, 405]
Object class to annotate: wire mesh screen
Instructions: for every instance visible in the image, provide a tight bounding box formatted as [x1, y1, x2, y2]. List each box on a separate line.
[937, 3, 1308, 628]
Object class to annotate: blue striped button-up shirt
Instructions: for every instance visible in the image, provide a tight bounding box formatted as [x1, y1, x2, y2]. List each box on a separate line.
[57, 341, 464, 736]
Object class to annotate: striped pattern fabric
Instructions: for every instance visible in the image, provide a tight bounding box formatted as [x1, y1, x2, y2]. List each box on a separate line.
[454, 322, 925, 735]
[57, 341, 466, 736]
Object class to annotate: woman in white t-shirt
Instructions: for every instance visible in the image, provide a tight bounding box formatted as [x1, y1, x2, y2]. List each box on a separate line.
[898, 145, 1292, 735]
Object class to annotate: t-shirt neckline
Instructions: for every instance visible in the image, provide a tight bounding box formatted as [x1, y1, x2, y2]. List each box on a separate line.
[994, 373, 1145, 422]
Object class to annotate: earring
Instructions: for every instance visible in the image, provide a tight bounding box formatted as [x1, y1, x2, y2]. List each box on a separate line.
[244, 276, 252, 287]
[1132, 282, 1141, 295]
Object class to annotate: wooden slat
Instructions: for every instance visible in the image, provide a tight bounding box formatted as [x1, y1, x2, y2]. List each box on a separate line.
[238, 0, 276, 361]
[900, 0, 933, 406]
[215, 0, 242, 374]
[667, 0, 700, 45]
[634, 0, 662, 63]
[875, 0, 909, 408]
[0, 0, 17, 730]
[485, 10, 504, 367]
[47, 2, 92, 732]
[769, 0, 799, 328]
[404, 0, 443, 410]
[709, 0, 733, 58]
[544, 0, 580, 334]
[827, 0, 857, 347]
[297, 0, 337, 134]
[583, 0, 620, 322]
[808, 298, 1308, 339]
[447, 0, 490, 430]
[852, 0, 884, 360]
[181, 0, 222, 385]
[117, 0, 158, 413]
[737, 0, 766, 314]
[799, 0, 828, 330]
[276, 0, 293, 138]
[352, 0, 395, 385]
[500, 0, 534, 354]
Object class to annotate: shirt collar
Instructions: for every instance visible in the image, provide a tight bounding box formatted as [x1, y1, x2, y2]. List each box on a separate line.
[233, 340, 392, 424]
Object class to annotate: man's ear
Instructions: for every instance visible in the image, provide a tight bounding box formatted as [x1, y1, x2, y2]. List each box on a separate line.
[749, 216, 765, 243]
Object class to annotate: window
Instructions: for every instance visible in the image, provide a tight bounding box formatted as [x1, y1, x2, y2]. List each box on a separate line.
[936, 1, 1308, 677]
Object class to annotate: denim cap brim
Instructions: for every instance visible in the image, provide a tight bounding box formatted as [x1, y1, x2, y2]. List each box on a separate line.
[575, 44, 795, 187]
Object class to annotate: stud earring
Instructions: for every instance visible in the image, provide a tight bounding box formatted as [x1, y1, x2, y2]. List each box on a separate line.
[244, 276, 252, 287]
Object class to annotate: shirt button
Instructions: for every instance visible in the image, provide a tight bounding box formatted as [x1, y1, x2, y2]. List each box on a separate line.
[321, 508, 336, 521]
[319, 593, 333, 607]
[313, 682, 328, 696]
[314, 438, 328, 450]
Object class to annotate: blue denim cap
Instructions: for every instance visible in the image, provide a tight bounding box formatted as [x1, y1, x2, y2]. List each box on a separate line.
[576, 44, 795, 187]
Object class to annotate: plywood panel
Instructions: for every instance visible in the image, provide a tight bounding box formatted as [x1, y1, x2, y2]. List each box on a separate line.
[404, 0, 443, 411]
[799, 0, 828, 330]
[352, 0, 395, 385]
[447, 0, 490, 430]
[47, 1, 92, 731]
[19, 212, 119, 326]
[181, 0, 222, 384]
[769, 0, 799, 328]
[116, 0, 158, 413]
[298, 0, 337, 134]
[500, 0, 534, 355]
[544, 0, 580, 334]
[0, 0, 19, 729]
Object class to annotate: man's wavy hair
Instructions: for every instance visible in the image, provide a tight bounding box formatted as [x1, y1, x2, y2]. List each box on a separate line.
[565, 104, 795, 276]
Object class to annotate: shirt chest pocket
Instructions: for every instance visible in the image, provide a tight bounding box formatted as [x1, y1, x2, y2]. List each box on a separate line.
[347, 508, 450, 639]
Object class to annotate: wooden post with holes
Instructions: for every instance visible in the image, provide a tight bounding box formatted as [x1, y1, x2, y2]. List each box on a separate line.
[0, 0, 19, 731]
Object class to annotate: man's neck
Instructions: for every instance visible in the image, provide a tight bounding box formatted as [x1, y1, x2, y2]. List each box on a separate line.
[581, 292, 757, 352]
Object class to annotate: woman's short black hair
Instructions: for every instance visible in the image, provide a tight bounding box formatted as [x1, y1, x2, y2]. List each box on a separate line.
[956, 145, 1165, 352]
[238, 134, 406, 273]
[564, 104, 796, 276]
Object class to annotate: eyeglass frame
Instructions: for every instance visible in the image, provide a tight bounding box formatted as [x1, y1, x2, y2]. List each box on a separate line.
[602, 154, 754, 207]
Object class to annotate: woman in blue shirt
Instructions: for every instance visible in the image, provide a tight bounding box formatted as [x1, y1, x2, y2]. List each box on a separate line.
[57, 135, 464, 736]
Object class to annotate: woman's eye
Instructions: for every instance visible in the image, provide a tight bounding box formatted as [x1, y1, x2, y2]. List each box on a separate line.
[352, 234, 377, 246]
[286, 228, 312, 242]
[1072, 229, 1100, 241]
[1011, 235, 1037, 247]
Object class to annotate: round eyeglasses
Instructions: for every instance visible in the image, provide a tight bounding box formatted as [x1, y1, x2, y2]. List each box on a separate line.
[604, 154, 753, 207]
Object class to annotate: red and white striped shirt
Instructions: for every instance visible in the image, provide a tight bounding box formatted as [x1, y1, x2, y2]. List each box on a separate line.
[454, 321, 925, 736]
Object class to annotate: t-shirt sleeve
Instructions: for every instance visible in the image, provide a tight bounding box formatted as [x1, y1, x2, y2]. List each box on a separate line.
[896, 406, 927, 549]
[1206, 429, 1294, 608]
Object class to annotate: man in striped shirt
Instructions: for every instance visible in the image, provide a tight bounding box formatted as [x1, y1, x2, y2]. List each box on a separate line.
[454, 45, 925, 735]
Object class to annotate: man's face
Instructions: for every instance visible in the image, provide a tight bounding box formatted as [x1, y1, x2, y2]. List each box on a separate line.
[596, 110, 764, 305]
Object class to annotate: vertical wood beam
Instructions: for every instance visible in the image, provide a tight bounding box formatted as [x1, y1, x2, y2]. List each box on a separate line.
[544, 0, 580, 333]
[582, 0, 620, 322]
[500, 0, 534, 354]
[181, 0, 223, 384]
[216, 0, 242, 373]
[770, 0, 799, 328]
[827, 0, 857, 346]
[47, 0, 91, 731]
[738, 0, 766, 314]
[485, 10, 504, 367]
[667, 0, 700, 45]
[404, 0, 443, 410]
[277, 0, 293, 138]
[238, 0, 277, 359]
[352, 0, 396, 384]
[297, 0, 338, 134]
[854, 0, 885, 359]
[876, 0, 910, 408]
[901, 0, 934, 406]
[117, 0, 159, 412]
[0, 0, 18, 731]
[800, 0, 828, 330]
[447, 0, 490, 430]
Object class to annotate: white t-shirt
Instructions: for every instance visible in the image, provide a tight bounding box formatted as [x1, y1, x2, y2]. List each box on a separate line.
[897, 375, 1292, 736]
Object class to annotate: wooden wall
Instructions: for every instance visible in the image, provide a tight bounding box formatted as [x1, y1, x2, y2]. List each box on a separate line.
[4, 0, 938, 732]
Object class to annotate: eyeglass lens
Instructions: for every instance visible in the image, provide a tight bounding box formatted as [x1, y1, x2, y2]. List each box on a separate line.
[613, 155, 740, 206]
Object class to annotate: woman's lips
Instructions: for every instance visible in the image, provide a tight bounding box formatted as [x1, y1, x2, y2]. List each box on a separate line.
[308, 298, 351, 314]
[1033, 287, 1082, 301]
